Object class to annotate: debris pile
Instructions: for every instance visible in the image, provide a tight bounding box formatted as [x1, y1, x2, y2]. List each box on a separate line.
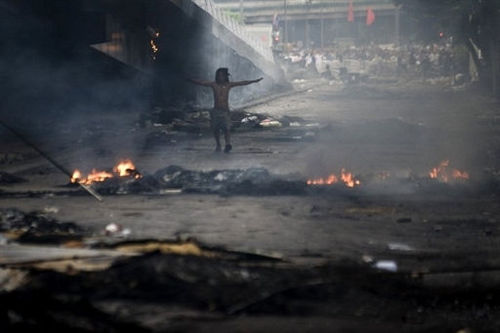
[140, 107, 306, 132]
[0, 208, 84, 244]
[2, 247, 500, 331]
[1, 209, 500, 331]
[93, 165, 306, 196]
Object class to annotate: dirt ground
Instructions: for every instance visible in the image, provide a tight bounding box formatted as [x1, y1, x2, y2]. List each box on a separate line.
[2, 78, 500, 332]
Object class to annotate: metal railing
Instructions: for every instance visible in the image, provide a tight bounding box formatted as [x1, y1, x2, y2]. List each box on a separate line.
[193, 0, 274, 62]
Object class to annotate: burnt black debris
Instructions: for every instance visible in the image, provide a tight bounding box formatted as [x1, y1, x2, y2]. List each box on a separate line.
[0, 172, 26, 185]
[62, 165, 500, 199]
[141, 107, 306, 132]
[2, 251, 500, 332]
[0, 208, 85, 244]
[92, 165, 306, 196]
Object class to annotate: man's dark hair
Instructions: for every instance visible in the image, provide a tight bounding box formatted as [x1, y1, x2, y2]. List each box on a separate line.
[215, 68, 230, 84]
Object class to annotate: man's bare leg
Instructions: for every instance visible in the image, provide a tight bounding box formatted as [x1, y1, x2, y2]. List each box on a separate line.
[214, 129, 222, 152]
[223, 129, 232, 153]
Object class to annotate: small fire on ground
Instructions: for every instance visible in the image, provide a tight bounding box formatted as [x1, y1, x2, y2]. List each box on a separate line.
[307, 169, 361, 188]
[71, 160, 142, 185]
[306, 160, 469, 188]
[429, 160, 469, 183]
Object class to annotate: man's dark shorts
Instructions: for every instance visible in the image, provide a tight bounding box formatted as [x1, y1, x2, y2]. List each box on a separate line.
[210, 108, 230, 131]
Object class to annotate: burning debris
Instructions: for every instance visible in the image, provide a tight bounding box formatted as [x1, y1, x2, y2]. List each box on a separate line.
[307, 169, 361, 188]
[60, 160, 476, 198]
[428, 160, 470, 183]
[306, 161, 470, 190]
[147, 26, 160, 60]
[70, 160, 142, 185]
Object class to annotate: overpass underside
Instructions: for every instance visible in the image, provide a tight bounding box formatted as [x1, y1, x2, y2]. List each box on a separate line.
[3, 0, 286, 110]
[90, 0, 286, 106]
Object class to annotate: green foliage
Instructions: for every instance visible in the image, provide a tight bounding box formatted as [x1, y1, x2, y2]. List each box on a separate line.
[223, 10, 244, 24]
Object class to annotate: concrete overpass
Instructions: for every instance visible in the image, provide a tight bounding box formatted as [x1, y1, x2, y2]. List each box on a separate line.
[91, 0, 284, 83]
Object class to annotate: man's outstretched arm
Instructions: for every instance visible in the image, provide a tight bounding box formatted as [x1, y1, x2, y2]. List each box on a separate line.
[229, 77, 263, 87]
[186, 78, 214, 87]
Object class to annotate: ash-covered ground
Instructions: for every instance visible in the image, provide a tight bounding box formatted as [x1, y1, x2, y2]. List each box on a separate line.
[2, 79, 500, 332]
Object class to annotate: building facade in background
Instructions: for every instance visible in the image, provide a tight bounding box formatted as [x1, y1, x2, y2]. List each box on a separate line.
[213, 0, 399, 48]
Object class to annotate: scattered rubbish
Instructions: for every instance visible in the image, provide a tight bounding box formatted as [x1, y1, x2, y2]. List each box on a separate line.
[0, 234, 8, 245]
[396, 217, 412, 223]
[104, 223, 131, 238]
[374, 260, 398, 272]
[241, 115, 258, 123]
[362, 255, 374, 264]
[387, 243, 413, 251]
[159, 189, 183, 195]
[43, 206, 59, 214]
[214, 173, 228, 181]
[434, 225, 443, 232]
[259, 119, 282, 128]
[0, 268, 28, 292]
[278, 115, 305, 127]
[304, 131, 316, 137]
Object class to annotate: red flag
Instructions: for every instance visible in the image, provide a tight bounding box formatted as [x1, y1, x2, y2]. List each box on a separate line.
[366, 7, 375, 26]
[347, 0, 354, 22]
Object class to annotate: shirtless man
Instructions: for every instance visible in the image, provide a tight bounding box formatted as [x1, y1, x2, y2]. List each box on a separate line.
[188, 68, 263, 153]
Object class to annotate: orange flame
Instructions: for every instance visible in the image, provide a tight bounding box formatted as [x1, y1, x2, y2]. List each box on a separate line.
[113, 160, 139, 177]
[429, 160, 469, 182]
[452, 169, 470, 180]
[70, 169, 82, 184]
[341, 168, 361, 188]
[85, 169, 114, 185]
[307, 169, 360, 188]
[70, 159, 141, 185]
[150, 39, 159, 60]
[307, 174, 338, 185]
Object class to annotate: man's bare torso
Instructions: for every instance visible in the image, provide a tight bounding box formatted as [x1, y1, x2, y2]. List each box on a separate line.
[188, 76, 262, 111]
[211, 83, 231, 111]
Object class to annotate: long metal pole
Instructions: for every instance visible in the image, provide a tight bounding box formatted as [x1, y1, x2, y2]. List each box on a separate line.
[305, 2, 310, 48]
[239, 0, 244, 21]
[395, 5, 401, 47]
[284, 0, 288, 47]
[320, 7, 324, 49]
[0, 121, 103, 201]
